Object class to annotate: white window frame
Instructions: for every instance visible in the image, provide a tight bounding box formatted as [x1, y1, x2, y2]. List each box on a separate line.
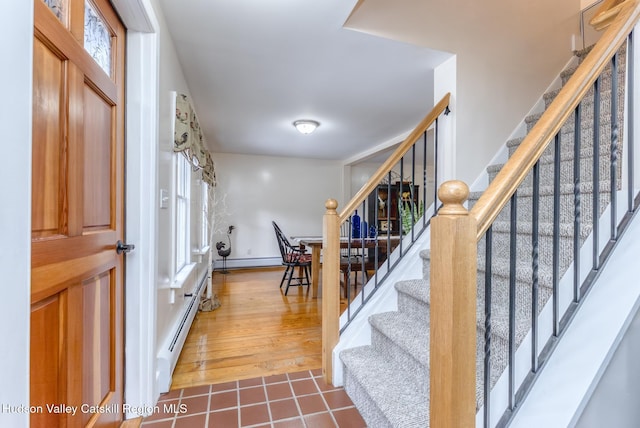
[174, 153, 191, 275]
[200, 180, 209, 250]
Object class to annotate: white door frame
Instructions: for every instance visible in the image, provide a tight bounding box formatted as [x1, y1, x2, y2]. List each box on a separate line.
[0, 2, 33, 427]
[112, 0, 160, 418]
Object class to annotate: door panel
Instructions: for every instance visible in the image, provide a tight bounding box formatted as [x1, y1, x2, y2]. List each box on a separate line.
[30, 294, 64, 428]
[83, 85, 113, 231]
[31, 0, 125, 426]
[82, 271, 115, 426]
[32, 37, 65, 239]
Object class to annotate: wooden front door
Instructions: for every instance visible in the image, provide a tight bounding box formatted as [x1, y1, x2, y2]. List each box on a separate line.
[31, 0, 125, 426]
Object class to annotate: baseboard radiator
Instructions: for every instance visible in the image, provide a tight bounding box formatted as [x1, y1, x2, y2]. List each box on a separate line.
[214, 256, 280, 270]
[156, 268, 208, 393]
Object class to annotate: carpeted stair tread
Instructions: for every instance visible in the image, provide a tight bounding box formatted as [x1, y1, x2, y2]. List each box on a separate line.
[537, 71, 624, 107]
[541, 85, 625, 107]
[519, 82, 623, 126]
[476, 282, 553, 349]
[488, 218, 590, 237]
[527, 97, 621, 131]
[502, 132, 623, 168]
[529, 110, 622, 134]
[396, 279, 431, 323]
[574, 44, 595, 60]
[486, 151, 620, 181]
[341, 346, 429, 428]
[477, 255, 554, 288]
[370, 311, 430, 368]
[419, 249, 431, 280]
[396, 279, 429, 304]
[561, 61, 625, 84]
[506, 132, 624, 158]
[469, 180, 613, 202]
[575, 41, 625, 62]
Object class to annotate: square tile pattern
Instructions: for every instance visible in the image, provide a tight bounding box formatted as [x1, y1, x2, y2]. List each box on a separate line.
[142, 369, 366, 427]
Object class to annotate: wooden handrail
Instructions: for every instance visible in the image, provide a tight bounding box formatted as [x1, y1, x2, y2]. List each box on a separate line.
[471, 0, 640, 241]
[590, 0, 629, 30]
[338, 93, 451, 222]
[321, 93, 450, 385]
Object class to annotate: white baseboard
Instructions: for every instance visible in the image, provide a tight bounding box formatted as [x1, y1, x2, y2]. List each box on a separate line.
[213, 257, 281, 270]
[156, 269, 208, 394]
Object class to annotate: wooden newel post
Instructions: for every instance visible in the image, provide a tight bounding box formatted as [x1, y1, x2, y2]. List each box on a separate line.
[429, 180, 477, 427]
[322, 198, 340, 385]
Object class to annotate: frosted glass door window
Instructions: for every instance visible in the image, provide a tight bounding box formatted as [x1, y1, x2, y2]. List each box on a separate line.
[84, 1, 111, 76]
[42, 0, 67, 24]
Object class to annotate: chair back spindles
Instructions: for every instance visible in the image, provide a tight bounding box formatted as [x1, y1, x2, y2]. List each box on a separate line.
[272, 221, 312, 295]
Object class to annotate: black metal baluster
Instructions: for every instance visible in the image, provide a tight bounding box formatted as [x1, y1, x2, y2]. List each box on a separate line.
[628, 32, 635, 212]
[553, 133, 561, 336]
[347, 219, 352, 319]
[574, 104, 582, 303]
[593, 76, 601, 271]
[411, 144, 416, 242]
[611, 53, 619, 240]
[361, 200, 366, 304]
[423, 131, 428, 227]
[508, 192, 517, 410]
[484, 226, 493, 428]
[386, 172, 392, 271]
[374, 187, 380, 287]
[399, 158, 404, 256]
[532, 161, 540, 372]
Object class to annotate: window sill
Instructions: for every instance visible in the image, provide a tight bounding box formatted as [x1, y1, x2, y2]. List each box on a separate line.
[170, 263, 196, 289]
[192, 245, 210, 263]
[192, 245, 210, 256]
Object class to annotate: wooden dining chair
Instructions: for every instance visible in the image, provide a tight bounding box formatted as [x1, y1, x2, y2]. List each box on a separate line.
[340, 251, 359, 296]
[272, 221, 311, 295]
[340, 246, 379, 298]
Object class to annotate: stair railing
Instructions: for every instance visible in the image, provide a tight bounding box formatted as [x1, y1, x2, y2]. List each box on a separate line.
[430, 1, 640, 427]
[322, 93, 451, 383]
[591, 0, 629, 30]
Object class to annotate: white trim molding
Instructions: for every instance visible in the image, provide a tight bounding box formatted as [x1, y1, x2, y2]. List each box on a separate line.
[120, 0, 160, 418]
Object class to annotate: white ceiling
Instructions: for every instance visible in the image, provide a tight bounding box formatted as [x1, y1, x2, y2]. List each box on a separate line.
[157, 0, 452, 161]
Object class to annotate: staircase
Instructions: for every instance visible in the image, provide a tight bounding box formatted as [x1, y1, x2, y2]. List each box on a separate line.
[340, 45, 626, 427]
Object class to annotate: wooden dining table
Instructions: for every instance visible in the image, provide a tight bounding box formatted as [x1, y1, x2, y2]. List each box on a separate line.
[292, 235, 401, 298]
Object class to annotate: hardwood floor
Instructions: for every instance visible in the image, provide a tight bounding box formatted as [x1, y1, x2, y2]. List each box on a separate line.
[171, 267, 324, 390]
[120, 417, 142, 428]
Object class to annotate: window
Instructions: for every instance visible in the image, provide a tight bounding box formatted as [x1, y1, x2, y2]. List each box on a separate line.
[84, 0, 111, 76]
[200, 180, 209, 250]
[174, 154, 190, 274]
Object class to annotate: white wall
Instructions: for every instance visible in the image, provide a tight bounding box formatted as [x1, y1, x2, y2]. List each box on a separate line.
[0, 2, 32, 427]
[575, 304, 640, 427]
[434, 56, 457, 183]
[581, 0, 601, 9]
[350, 162, 385, 197]
[345, 0, 581, 185]
[211, 153, 343, 266]
[151, 0, 210, 383]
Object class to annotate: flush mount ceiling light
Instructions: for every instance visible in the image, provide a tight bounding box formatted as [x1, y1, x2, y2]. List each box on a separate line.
[293, 119, 320, 135]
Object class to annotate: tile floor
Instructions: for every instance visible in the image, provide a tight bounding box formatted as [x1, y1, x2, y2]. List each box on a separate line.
[141, 369, 366, 427]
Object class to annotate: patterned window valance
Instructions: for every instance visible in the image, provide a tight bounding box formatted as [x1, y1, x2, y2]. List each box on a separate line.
[174, 93, 217, 186]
